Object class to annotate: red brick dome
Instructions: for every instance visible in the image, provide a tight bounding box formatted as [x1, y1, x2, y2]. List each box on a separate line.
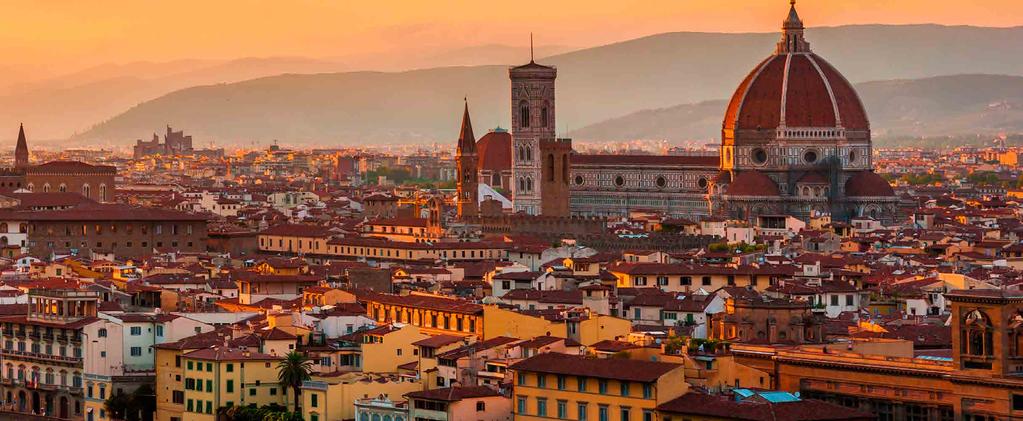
[723, 53, 868, 133]
[476, 129, 512, 172]
[726, 171, 779, 197]
[844, 171, 894, 197]
[722, 2, 868, 136]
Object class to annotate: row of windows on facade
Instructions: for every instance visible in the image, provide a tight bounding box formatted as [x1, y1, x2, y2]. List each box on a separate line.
[575, 175, 710, 191]
[38, 223, 194, 236]
[4, 339, 84, 357]
[4, 365, 81, 388]
[516, 395, 654, 421]
[372, 306, 478, 332]
[43, 240, 192, 250]
[27, 183, 107, 199]
[356, 412, 403, 421]
[518, 372, 655, 398]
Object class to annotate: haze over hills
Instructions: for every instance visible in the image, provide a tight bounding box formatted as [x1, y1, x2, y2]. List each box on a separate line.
[568, 74, 1023, 143]
[61, 24, 1023, 146]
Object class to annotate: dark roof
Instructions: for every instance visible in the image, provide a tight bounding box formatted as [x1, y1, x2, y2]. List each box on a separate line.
[259, 223, 332, 237]
[26, 160, 117, 175]
[657, 392, 873, 420]
[405, 386, 500, 402]
[508, 352, 680, 382]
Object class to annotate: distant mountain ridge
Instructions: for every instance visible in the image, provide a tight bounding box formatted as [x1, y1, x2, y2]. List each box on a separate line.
[69, 24, 1023, 146]
[568, 74, 1023, 142]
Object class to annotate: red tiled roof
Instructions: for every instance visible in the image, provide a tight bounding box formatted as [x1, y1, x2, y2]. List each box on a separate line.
[845, 171, 895, 197]
[724, 53, 868, 132]
[509, 352, 680, 382]
[26, 160, 116, 175]
[727, 171, 779, 196]
[476, 130, 512, 172]
[657, 392, 872, 420]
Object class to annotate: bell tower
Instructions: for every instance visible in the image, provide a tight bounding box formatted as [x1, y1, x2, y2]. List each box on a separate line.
[456, 100, 479, 218]
[14, 124, 28, 169]
[510, 39, 556, 215]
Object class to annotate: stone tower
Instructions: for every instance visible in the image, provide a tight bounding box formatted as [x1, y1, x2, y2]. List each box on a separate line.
[456, 100, 479, 218]
[14, 124, 28, 169]
[540, 138, 572, 217]
[510, 53, 556, 215]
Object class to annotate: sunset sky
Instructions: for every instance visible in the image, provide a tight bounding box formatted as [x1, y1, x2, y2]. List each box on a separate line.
[0, 0, 1019, 74]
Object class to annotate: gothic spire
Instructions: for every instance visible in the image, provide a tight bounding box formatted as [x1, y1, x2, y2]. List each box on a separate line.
[14, 123, 28, 169]
[457, 99, 476, 155]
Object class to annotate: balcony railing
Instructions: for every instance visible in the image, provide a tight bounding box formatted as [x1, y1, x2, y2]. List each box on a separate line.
[0, 348, 82, 365]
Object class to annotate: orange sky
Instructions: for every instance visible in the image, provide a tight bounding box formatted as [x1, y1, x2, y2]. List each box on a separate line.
[0, 0, 1019, 72]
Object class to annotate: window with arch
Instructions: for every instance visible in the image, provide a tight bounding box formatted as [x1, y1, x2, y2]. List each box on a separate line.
[525, 146, 532, 162]
[99, 184, 107, 201]
[43, 183, 50, 193]
[801, 186, 811, 196]
[526, 177, 533, 192]
[541, 101, 550, 128]
[82, 184, 90, 198]
[962, 309, 993, 357]
[519, 100, 531, 128]
[26, 183, 33, 192]
[58, 184, 67, 193]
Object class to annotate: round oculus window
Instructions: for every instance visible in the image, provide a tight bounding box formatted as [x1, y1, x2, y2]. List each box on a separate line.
[656, 176, 667, 188]
[752, 148, 768, 165]
[614, 175, 625, 187]
[803, 150, 818, 164]
[698, 177, 709, 190]
[574, 175, 584, 185]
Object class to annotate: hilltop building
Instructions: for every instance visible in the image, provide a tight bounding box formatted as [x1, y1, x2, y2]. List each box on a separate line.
[133, 126, 194, 158]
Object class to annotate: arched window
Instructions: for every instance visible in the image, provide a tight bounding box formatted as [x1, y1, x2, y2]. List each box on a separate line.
[99, 184, 107, 202]
[541, 101, 550, 128]
[519, 100, 531, 128]
[58, 184, 67, 193]
[801, 186, 810, 196]
[526, 177, 533, 192]
[26, 183, 33, 192]
[962, 309, 993, 357]
[546, 154, 555, 182]
[42, 183, 50, 193]
[82, 184, 90, 198]
[526, 146, 532, 162]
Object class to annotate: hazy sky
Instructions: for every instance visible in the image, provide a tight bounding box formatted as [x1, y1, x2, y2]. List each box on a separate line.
[1, 0, 1020, 72]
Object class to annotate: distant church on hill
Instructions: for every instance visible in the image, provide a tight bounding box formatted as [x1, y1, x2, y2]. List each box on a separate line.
[455, 1, 898, 223]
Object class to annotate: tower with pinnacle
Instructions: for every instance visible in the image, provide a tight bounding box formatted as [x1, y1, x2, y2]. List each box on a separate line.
[14, 124, 28, 169]
[456, 100, 479, 218]
[509, 38, 556, 215]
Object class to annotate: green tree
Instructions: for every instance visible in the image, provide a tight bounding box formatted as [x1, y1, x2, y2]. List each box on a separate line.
[277, 351, 314, 412]
[104, 384, 156, 421]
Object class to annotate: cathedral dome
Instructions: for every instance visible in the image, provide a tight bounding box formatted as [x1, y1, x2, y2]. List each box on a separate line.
[722, 2, 868, 136]
[726, 171, 780, 197]
[844, 171, 894, 197]
[476, 129, 512, 172]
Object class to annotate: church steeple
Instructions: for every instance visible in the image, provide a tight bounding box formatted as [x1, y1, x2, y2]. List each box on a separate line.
[14, 123, 28, 169]
[455, 99, 478, 218]
[457, 99, 476, 155]
[776, 0, 811, 54]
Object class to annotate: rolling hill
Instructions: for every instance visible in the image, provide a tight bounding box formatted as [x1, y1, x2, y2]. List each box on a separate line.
[569, 74, 1023, 142]
[71, 24, 1023, 146]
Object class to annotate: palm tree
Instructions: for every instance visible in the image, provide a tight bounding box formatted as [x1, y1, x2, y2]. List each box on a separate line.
[277, 351, 313, 413]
